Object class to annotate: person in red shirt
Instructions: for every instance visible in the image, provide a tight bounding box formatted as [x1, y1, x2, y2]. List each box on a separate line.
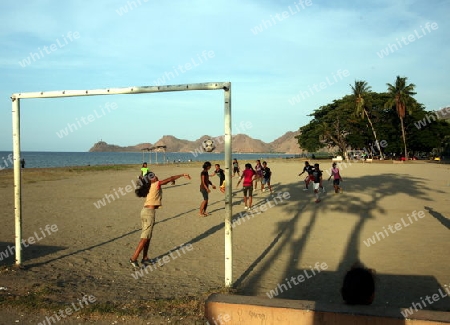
[236, 163, 256, 209]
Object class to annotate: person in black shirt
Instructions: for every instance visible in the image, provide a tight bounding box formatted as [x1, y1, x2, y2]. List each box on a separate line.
[232, 158, 240, 177]
[261, 161, 273, 193]
[211, 164, 226, 193]
[200, 161, 216, 216]
[312, 163, 323, 203]
[211, 164, 225, 186]
[298, 161, 314, 191]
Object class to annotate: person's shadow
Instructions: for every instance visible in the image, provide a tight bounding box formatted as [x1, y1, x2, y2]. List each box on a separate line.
[424, 206, 450, 230]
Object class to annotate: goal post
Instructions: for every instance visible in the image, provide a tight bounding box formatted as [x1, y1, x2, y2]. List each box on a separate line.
[11, 82, 234, 287]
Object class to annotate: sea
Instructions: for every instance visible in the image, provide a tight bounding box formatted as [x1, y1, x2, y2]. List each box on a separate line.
[0, 151, 302, 169]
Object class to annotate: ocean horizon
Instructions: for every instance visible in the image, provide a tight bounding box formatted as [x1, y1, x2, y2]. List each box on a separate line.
[0, 151, 303, 169]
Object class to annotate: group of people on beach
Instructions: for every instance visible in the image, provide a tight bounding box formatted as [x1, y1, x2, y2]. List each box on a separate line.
[298, 161, 343, 203]
[203, 159, 273, 212]
[130, 159, 377, 306]
[131, 159, 344, 268]
[131, 159, 345, 268]
[296, 161, 377, 304]
[129, 159, 273, 267]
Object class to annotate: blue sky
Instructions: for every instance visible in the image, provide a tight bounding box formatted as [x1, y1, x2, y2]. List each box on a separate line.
[1, 0, 449, 151]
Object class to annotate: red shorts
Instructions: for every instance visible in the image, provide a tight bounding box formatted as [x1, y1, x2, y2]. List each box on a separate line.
[306, 175, 315, 182]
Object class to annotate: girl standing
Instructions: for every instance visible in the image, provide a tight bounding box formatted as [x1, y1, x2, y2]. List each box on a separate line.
[200, 161, 216, 216]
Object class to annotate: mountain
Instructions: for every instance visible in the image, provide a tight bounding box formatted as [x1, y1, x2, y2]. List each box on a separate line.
[270, 131, 306, 154]
[89, 141, 152, 152]
[88, 131, 305, 153]
[435, 107, 450, 120]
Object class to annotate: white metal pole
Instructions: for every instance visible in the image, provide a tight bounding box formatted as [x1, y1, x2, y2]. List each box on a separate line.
[224, 85, 232, 287]
[11, 82, 231, 99]
[12, 98, 22, 266]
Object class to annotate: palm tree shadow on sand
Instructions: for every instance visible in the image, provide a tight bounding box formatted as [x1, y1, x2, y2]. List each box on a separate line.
[234, 173, 450, 320]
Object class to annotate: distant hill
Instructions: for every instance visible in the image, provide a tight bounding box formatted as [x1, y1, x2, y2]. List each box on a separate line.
[88, 131, 306, 154]
[89, 141, 152, 152]
[435, 107, 450, 120]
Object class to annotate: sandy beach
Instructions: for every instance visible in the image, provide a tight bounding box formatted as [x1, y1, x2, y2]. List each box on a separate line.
[0, 159, 449, 324]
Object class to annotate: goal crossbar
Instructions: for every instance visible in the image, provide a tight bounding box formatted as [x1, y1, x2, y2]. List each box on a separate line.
[11, 81, 233, 287]
[11, 82, 230, 99]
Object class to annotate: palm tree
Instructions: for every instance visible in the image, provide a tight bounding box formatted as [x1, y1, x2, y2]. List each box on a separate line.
[350, 80, 383, 159]
[384, 76, 416, 160]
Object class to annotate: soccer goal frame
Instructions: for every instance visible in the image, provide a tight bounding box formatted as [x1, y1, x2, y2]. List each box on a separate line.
[11, 82, 234, 287]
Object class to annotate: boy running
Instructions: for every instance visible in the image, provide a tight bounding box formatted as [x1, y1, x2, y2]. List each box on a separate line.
[312, 163, 323, 203]
[298, 161, 314, 190]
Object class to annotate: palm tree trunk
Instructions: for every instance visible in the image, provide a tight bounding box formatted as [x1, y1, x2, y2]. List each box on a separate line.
[400, 117, 408, 159]
[364, 109, 384, 159]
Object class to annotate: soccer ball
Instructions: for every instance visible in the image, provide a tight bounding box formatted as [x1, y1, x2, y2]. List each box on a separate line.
[202, 139, 216, 152]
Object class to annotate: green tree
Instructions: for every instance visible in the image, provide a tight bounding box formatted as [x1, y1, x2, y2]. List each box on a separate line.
[350, 80, 384, 159]
[297, 97, 364, 159]
[384, 76, 417, 159]
[296, 90, 448, 160]
[408, 106, 450, 157]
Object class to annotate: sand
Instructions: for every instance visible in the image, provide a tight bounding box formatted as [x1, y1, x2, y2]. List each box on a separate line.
[0, 159, 449, 324]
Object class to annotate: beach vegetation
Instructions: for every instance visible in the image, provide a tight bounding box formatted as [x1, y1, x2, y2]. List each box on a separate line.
[384, 75, 417, 160]
[350, 80, 384, 159]
[296, 86, 450, 159]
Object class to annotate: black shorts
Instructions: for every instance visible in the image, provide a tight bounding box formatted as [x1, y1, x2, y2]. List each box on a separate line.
[243, 186, 253, 197]
[200, 188, 209, 200]
[333, 179, 340, 186]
